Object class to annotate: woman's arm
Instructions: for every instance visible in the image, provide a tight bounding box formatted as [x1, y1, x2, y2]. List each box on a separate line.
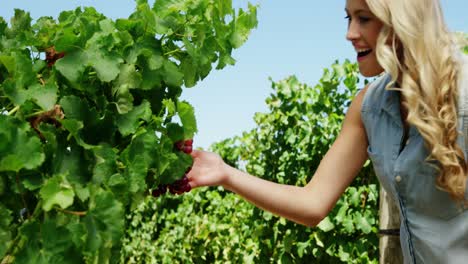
[187, 86, 370, 227]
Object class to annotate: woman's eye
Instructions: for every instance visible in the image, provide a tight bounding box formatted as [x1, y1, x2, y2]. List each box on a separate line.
[359, 16, 370, 23]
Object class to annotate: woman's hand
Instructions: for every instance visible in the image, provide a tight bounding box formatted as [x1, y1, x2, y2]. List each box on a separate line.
[187, 150, 231, 189]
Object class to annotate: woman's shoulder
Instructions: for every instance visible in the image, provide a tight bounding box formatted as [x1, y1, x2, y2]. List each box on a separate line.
[359, 73, 392, 110]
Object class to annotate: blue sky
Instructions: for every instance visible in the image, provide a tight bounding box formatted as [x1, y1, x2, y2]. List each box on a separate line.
[1, 0, 466, 149]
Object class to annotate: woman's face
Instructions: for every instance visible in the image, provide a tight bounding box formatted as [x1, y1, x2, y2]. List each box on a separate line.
[345, 0, 385, 77]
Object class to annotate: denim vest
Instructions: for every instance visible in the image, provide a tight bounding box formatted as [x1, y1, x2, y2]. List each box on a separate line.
[361, 52, 468, 263]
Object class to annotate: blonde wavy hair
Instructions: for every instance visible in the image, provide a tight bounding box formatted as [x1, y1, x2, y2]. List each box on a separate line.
[365, 0, 467, 203]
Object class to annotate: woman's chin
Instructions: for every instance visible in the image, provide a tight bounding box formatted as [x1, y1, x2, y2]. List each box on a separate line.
[358, 65, 384, 77]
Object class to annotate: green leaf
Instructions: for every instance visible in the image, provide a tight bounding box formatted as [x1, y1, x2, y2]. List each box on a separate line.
[122, 130, 158, 167]
[60, 119, 94, 150]
[338, 245, 351, 262]
[13, 222, 49, 264]
[342, 217, 355, 233]
[2, 79, 28, 106]
[159, 150, 192, 185]
[116, 63, 142, 89]
[229, 4, 258, 49]
[348, 187, 360, 207]
[163, 60, 184, 87]
[166, 122, 184, 142]
[317, 216, 335, 232]
[163, 98, 176, 117]
[126, 155, 148, 193]
[40, 174, 75, 211]
[354, 212, 372, 234]
[41, 220, 77, 258]
[0, 115, 45, 172]
[55, 27, 80, 52]
[14, 220, 80, 264]
[0, 52, 36, 100]
[88, 49, 123, 82]
[28, 82, 59, 110]
[181, 57, 197, 88]
[61, 119, 84, 135]
[0, 55, 16, 74]
[113, 84, 134, 114]
[22, 175, 44, 191]
[74, 184, 90, 203]
[9, 9, 32, 38]
[335, 201, 349, 224]
[313, 233, 324, 248]
[177, 101, 197, 138]
[55, 50, 87, 83]
[296, 241, 309, 258]
[92, 145, 118, 185]
[148, 53, 164, 70]
[108, 174, 126, 187]
[60, 96, 116, 146]
[117, 100, 151, 136]
[140, 68, 163, 90]
[84, 189, 124, 251]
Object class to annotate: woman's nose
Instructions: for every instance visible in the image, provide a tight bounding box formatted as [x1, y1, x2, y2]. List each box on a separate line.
[346, 20, 360, 41]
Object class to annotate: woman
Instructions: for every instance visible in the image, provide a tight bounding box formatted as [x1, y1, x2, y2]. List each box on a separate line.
[185, 0, 468, 262]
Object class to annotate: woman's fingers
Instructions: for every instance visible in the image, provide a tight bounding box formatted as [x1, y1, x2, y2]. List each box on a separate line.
[190, 149, 202, 158]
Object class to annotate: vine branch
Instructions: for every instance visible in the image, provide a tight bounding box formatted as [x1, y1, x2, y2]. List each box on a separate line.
[57, 208, 87, 216]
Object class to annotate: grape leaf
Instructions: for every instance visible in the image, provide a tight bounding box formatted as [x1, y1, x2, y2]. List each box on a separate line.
[88, 49, 123, 82]
[40, 174, 75, 211]
[9, 9, 32, 39]
[117, 100, 151, 136]
[163, 60, 184, 87]
[126, 155, 148, 193]
[177, 101, 197, 138]
[0, 116, 45, 172]
[92, 145, 118, 185]
[28, 82, 58, 110]
[55, 50, 87, 83]
[83, 189, 124, 252]
[229, 4, 258, 49]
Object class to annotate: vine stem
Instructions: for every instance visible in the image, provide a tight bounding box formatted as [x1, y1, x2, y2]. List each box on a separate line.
[57, 208, 87, 216]
[164, 46, 185, 56]
[25, 109, 49, 119]
[6, 106, 19, 116]
[0, 255, 13, 264]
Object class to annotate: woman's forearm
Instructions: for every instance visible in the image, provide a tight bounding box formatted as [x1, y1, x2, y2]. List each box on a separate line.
[221, 164, 326, 227]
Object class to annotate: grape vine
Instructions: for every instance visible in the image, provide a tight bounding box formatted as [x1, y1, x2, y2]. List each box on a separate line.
[0, 0, 257, 262]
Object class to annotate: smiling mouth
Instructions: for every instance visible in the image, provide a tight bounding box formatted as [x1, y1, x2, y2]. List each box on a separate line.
[357, 49, 373, 58]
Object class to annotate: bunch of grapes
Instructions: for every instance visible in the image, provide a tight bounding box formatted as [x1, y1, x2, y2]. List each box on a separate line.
[174, 139, 193, 154]
[152, 139, 194, 197]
